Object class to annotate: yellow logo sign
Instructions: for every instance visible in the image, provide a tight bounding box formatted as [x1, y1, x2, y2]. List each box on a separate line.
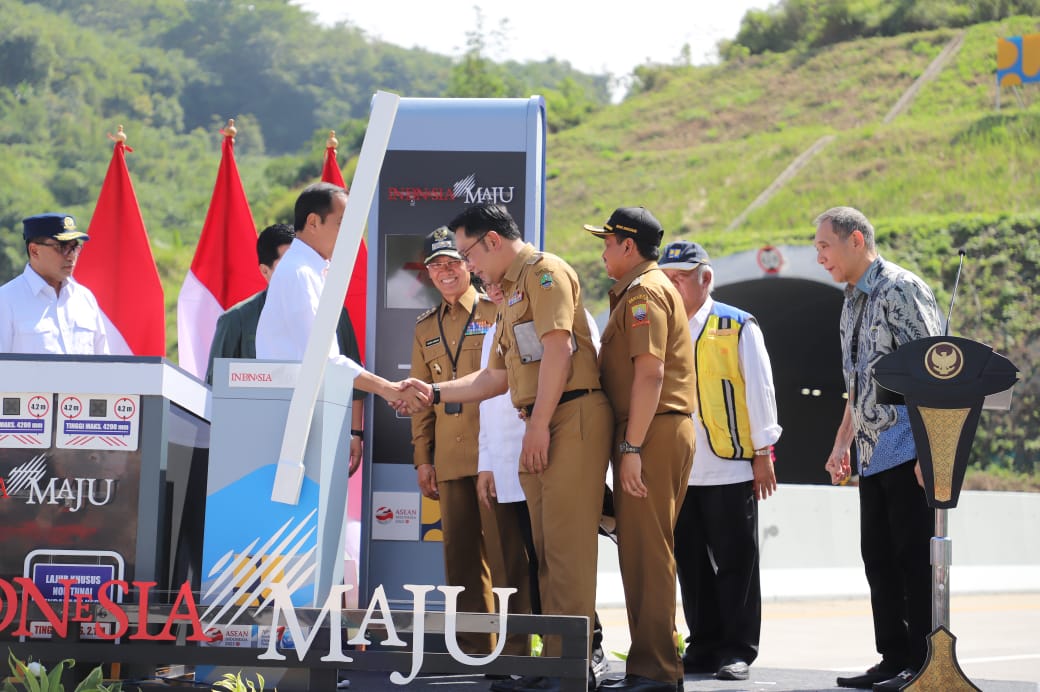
[925, 341, 963, 380]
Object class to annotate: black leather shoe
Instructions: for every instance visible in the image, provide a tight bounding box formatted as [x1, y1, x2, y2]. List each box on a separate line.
[716, 658, 749, 681]
[681, 653, 716, 674]
[836, 662, 904, 689]
[489, 675, 523, 692]
[597, 674, 677, 691]
[513, 675, 597, 692]
[872, 669, 918, 690]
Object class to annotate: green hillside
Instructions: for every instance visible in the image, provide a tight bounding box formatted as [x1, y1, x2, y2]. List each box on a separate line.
[1, 2, 1037, 475]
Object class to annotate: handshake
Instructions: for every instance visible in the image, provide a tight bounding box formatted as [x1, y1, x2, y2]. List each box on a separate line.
[381, 378, 436, 416]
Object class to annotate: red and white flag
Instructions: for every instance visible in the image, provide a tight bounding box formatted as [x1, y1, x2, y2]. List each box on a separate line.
[176, 122, 264, 379]
[77, 129, 165, 356]
[322, 131, 367, 361]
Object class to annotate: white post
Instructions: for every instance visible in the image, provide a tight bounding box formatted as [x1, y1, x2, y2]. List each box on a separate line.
[271, 90, 400, 505]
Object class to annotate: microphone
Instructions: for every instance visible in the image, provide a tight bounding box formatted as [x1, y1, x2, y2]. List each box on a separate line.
[944, 250, 966, 337]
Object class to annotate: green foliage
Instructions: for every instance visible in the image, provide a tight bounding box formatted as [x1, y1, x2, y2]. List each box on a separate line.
[213, 671, 269, 692]
[2, 650, 122, 692]
[724, 0, 1040, 57]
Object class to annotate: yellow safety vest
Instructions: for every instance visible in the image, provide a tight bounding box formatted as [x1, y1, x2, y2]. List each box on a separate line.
[695, 302, 755, 460]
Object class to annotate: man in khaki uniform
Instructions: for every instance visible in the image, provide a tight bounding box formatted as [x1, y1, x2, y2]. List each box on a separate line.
[410, 227, 530, 657]
[586, 207, 697, 692]
[402, 204, 612, 692]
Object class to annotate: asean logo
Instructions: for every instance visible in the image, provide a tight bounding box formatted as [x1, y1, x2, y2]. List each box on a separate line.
[924, 341, 963, 380]
[375, 506, 394, 524]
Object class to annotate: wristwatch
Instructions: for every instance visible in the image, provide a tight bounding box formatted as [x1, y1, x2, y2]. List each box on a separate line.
[431, 383, 441, 405]
[618, 440, 642, 455]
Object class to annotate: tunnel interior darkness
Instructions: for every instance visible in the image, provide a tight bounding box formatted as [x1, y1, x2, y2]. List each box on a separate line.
[714, 277, 847, 485]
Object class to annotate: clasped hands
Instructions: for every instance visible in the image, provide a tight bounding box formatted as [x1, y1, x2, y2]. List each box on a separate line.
[384, 378, 435, 415]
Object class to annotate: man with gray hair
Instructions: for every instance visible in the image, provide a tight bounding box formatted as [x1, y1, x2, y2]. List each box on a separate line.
[814, 206, 941, 691]
[659, 240, 781, 683]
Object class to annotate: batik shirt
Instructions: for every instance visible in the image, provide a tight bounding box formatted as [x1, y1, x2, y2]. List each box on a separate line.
[840, 256, 941, 475]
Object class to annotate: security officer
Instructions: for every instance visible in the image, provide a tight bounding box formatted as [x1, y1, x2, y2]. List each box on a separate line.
[410, 226, 531, 658]
[401, 204, 612, 692]
[586, 207, 696, 692]
[0, 213, 109, 355]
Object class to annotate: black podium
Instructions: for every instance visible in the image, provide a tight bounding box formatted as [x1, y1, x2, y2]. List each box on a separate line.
[873, 336, 1018, 691]
[0, 355, 209, 641]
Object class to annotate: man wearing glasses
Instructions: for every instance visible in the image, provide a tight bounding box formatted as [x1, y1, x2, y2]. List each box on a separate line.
[0, 213, 109, 354]
[402, 205, 612, 692]
[409, 226, 531, 662]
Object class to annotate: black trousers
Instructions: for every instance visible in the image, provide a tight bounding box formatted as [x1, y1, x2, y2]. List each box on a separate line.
[859, 461, 933, 671]
[673, 480, 760, 665]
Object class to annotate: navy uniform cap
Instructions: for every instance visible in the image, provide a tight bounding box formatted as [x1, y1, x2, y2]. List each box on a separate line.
[659, 240, 711, 270]
[583, 206, 665, 247]
[22, 213, 90, 242]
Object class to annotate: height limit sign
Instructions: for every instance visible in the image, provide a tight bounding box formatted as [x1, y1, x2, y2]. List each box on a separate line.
[56, 393, 140, 451]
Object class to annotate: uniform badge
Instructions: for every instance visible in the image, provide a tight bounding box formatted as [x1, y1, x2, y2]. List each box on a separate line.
[465, 319, 491, 336]
[425, 337, 441, 347]
[631, 302, 649, 327]
[432, 363, 442, 375]
[539, 272, 553, 290]
[508, 290, 524, 306]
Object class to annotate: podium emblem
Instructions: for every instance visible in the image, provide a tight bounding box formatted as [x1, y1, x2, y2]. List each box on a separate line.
[924, 341, 963, 379]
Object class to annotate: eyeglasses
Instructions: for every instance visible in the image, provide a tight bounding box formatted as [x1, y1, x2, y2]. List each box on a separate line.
[457, 231, 490, 262]
[36, 240, 83, 256]
[426, 259, 464, 273]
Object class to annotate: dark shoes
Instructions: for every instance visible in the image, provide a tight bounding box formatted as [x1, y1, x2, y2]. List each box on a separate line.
[591, 643, 610, 678]
[872, 669, 918, 690]
[489, 675, 524, 692]
[598, 674, 680, 691]
[716, 658, 750, 681]
[511, 675, 598, 692]
[836, 662, 904, 689]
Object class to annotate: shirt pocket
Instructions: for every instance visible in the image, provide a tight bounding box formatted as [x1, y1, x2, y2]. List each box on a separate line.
[18, 317, 62, 353]
[71, 315, 99, 353]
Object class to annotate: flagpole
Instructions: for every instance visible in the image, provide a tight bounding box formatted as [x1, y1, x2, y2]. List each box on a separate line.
[271, 91, 400, 505]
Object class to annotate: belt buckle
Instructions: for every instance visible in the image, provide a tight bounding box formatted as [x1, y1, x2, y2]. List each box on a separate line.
[516, 406, 529, 422]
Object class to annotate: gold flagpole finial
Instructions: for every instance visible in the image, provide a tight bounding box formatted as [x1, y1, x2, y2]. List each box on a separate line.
[224, 118, 237, 140]
[326, 130, 338, 149]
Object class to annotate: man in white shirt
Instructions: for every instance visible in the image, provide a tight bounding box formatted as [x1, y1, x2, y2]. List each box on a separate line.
[255, 182, 411, 405]
[659, 240, 781, 683]
[0, 213, 109, 355]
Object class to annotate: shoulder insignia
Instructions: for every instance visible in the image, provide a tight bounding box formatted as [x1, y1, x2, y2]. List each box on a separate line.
[525, 252, 544, 265]
[630, 276, 643, 287]
[415, 306, 437, 323]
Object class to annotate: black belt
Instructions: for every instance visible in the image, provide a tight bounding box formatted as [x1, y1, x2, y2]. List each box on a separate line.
[519, 389, 594, 419]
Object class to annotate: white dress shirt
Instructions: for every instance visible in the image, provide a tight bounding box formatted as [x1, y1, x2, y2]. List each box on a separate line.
[255, 239, 363, 378]
[0, 264, 109, 355]
[688, 297, 781, 486]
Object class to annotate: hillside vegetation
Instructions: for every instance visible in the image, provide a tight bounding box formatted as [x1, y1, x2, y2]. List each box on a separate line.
[0, 2, 1036, 475]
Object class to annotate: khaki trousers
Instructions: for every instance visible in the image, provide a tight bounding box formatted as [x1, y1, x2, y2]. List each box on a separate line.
[440, 474, 529, 654]
[520, 390, 613, 659]
[613, 412, 694, 683]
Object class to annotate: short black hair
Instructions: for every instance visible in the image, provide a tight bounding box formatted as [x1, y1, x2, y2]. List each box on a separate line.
[257, 223, 296, 268]
[631, 236, 660, 262]
[294, 182, 347, 232]
[448, 204, 521, 241]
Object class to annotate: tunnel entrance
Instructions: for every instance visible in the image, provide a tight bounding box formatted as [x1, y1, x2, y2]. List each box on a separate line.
[712, 246, 846, 485]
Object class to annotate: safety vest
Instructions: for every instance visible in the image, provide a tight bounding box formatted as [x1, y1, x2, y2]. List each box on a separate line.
[695, 302, 755, 460]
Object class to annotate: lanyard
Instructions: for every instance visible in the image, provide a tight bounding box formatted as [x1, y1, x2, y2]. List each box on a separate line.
[437, 301, 478, 379]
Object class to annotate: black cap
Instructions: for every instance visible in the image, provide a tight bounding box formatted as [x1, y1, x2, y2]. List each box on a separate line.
[423, 226, 463, 264]
[583, 207, 664, 246]
[659, 240, 711, 270]
[22, 213, 89, 242]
